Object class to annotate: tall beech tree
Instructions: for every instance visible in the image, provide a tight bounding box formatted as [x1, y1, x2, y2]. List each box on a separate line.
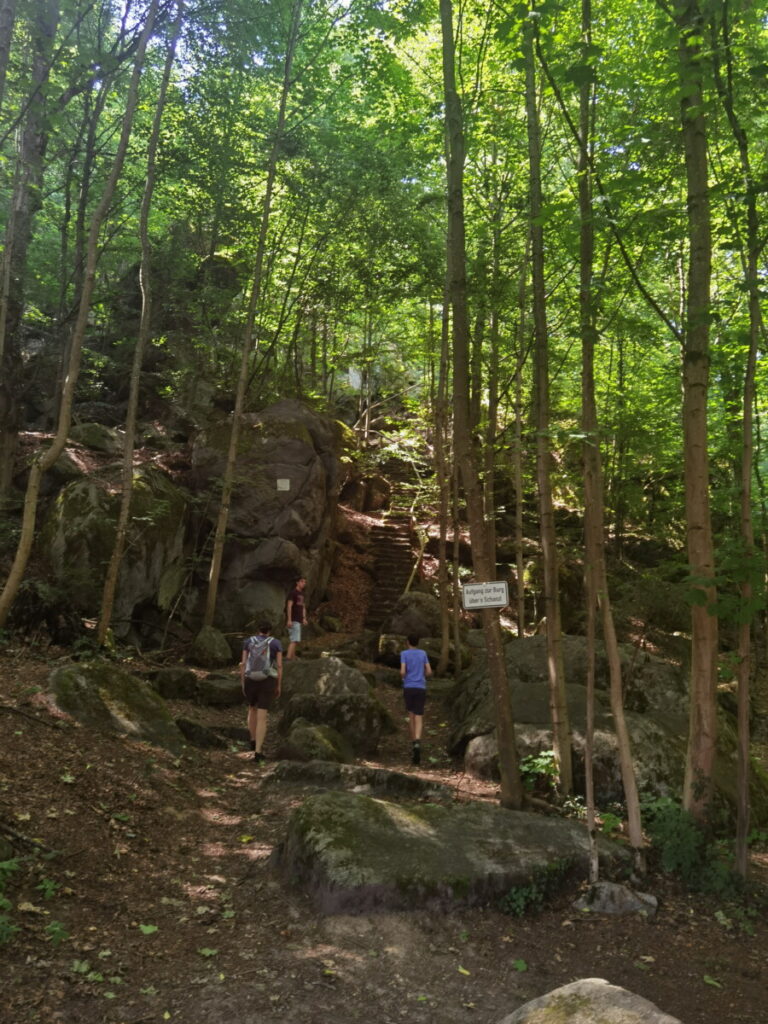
[522, 6, 572, 796]
[203, 0, 303, 628]
[0, 0, 160, 628]
[671, 0, 719, 823]
[98, 0, 184, 645]
[440, 0, 522, 810]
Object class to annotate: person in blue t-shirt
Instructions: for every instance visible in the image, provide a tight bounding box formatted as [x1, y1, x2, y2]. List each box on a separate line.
[399, 634, 432, 766]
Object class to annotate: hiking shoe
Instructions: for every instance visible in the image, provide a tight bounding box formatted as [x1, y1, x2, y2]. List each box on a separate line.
[249, 740, 256, 751]
[411, 744, 421, 766]
[253, 751, 266, 763]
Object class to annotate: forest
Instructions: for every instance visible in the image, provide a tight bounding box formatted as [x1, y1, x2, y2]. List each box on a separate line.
[1, 0, 768, 993]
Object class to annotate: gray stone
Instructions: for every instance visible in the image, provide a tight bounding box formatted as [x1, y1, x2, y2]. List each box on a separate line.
[175, 718, 229, 750]
[49, 660, 185, 754]
[573, 880, 657, 917]
[384, 591, 442, 638]
[279, 692, 394, 756]
[264, 761, 452, 800]
[272, 790, 629, 914]
[276, 719, 353, 763]
[280, 657, 370, 701]
[145, 666, 199, 700]
[69, 422, 123, 454]
[190, 626, 233, 669]
[195, 673, 243, 707]
[496, 978, 682, 1023]
[38, 466, 188, 638]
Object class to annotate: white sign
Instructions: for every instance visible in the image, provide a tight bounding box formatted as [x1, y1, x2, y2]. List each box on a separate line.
[276, 478, 290, 492]
[461, 581, 509, 610]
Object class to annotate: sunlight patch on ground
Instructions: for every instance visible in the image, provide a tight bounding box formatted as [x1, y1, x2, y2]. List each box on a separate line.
[199, 806, 243, 826]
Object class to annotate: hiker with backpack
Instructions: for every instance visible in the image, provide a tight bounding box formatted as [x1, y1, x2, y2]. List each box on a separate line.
[241, 624, 283, 763]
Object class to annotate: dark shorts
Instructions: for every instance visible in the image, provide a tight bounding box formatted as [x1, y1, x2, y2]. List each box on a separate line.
[403, 687, 426, 715]
[243, 677, 278, 710]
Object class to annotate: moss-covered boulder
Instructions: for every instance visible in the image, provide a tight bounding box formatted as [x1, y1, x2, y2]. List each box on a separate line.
[496, 978, 681, 1024]
[276, 719, 354, 763]
[279, 692, 394, 756]
[189, 400, 345, 631]
[189, 626, 232, 669]
[272, 790, 629, 914]
[280, 657, 369, 702]
[144, 666, 199, 700]
[38, 465, 188, 638]
[49, 661, 185, 754]
[68, 422, 122, 454]
[195, 673, 243, 706]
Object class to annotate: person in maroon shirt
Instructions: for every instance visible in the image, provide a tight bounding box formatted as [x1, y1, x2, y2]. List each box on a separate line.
[285, 577, 307, 660]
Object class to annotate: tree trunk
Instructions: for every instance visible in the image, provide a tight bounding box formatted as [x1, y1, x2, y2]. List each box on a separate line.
[435, 295, 452, 676]
[204, 0, 303, 628]
[0, 0, 160, 628]
[674, 0, 719, 823]
[523, 10, 572, 796]
[711, 7, 761, 875]
[0, 0, 17, 115]
[0, 0, 59, 497]
[440, 0, 522, 808]
[97, 0, 184, 645]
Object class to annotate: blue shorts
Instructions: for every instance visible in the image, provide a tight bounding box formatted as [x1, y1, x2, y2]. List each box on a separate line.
[288, 622, 302, 643]
[403, 687, 426, 715]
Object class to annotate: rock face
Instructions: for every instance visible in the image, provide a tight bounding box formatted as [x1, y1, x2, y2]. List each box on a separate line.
[276, 720, 353, 763]
[49, 661, 185, 754]
[272, 790, 628, 914]
[190, 399, 348, 630]
[38, 466, 188, 639]
[448, 635, 768, 824]
[496, 978, 682, 1023]
[278, 657, 394, 756]
[35, 400, 348, 642]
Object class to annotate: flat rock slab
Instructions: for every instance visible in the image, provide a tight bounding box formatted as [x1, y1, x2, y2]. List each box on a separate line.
[264, 760, 453, 800]
[496, 977, 682, 1023]
[272, 790, 628, 913]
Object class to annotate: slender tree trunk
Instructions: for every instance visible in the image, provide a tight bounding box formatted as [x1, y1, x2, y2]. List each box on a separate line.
[523, 10, 572, 795]
[435, 296, 452, 676]
[204, 0, 303, 628]
[0, 0, 160, 627]
[711, 9, 761, 876]
[674, 0, 719, 823]
[0, 0, 59, 497]
[513, 249, 529, 637]
[97, 1, 183, 645]
[577, 0, 644, 870]
[441, 0, 522, 808]
[0, 0, 17, 114]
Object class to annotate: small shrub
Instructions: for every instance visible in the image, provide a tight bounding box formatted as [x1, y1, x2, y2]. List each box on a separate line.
[500, 858, 572, 917]
[642, 798, 740, 897]
[519, 750, 559, 796]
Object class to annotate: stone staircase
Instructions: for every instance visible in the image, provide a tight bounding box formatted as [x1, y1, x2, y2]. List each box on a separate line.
[364, 514, 416, 632]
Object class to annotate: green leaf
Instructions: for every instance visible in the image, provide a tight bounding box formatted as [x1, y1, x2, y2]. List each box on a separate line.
[703, 975, 722, 988]
[139, 923, 159, 935]
[198, 947, 218, 957]
[512, 959, 528, 972]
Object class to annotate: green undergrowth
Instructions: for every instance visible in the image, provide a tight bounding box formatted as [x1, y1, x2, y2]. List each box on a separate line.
[499, 858, 574, 917]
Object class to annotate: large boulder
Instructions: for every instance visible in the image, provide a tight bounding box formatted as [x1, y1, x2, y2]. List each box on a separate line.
[276, 719, 354, 763]
[448, 636, 768, 824]
[189, 400, 349, 631]
[384, 591, 442, 638]
[189, 626, 232, 668]
[279, 692, 393, 756]
[272, 790, 629, 914]
[279, 657, 370, 701]
[38, 465, 188, 639]
[49, 661, 185, 754]
[496, 978, 681, 1024]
